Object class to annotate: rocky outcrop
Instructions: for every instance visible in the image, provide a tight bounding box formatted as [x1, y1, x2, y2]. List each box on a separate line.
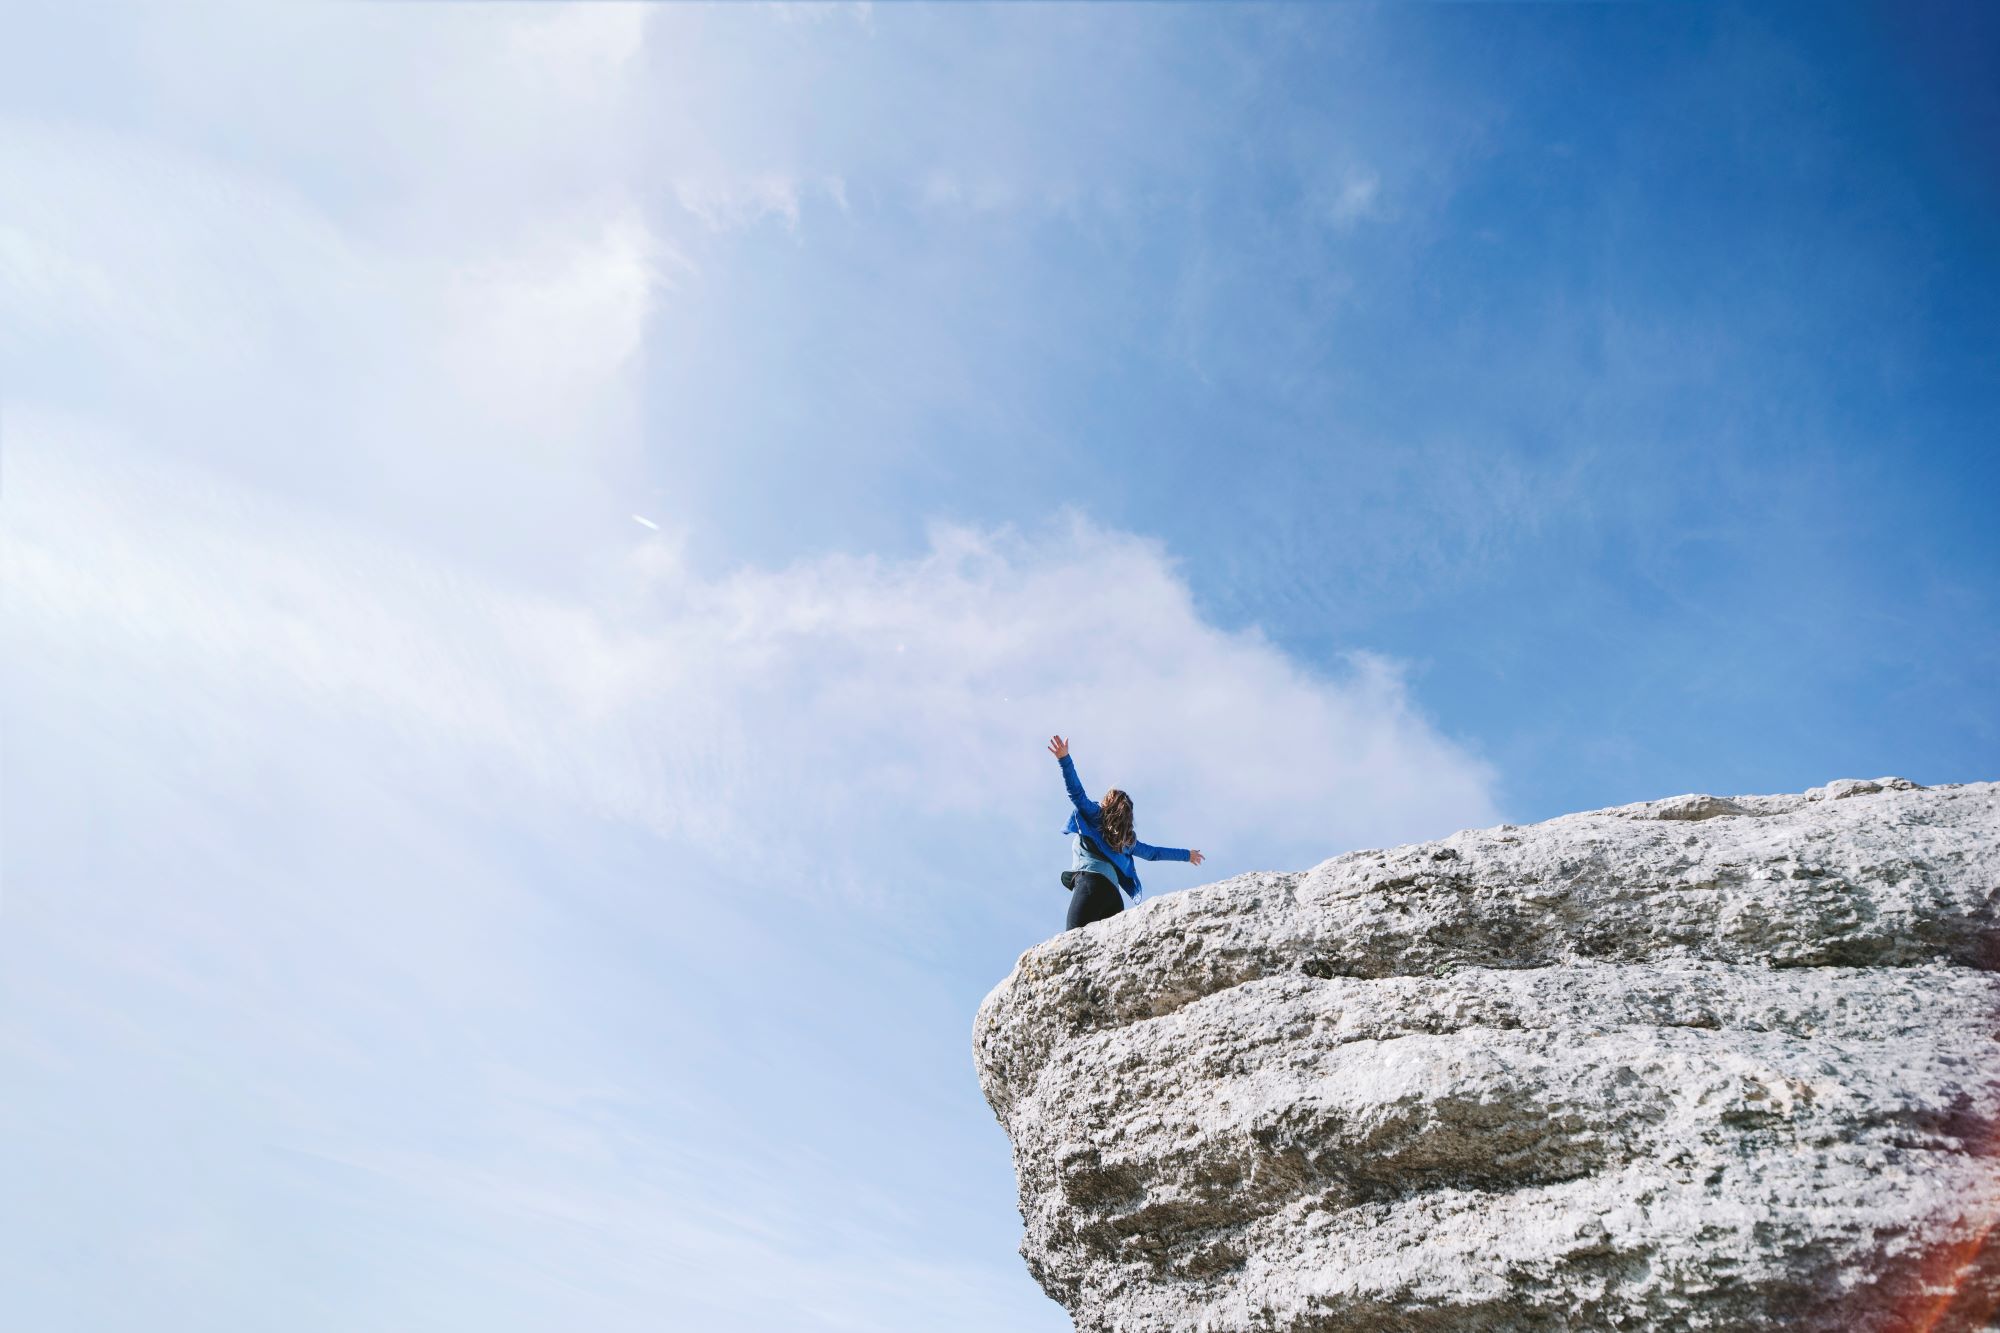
[974, 779, 2000, 1332]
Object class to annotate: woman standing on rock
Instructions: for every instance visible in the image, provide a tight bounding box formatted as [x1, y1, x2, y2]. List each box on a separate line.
[1048, 735, 1203, 930]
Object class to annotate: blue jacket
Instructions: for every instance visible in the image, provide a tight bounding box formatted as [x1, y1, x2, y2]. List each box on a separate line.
[1057, 753, 1192, 899]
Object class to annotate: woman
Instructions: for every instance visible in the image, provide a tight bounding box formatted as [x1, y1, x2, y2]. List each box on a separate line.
[1048, 734, 1204, 930]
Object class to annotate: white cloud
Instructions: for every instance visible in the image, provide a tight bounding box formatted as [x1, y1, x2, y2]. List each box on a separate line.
[2, 408, 1495, 1331]
[0, 6, 1504, 1328]
[919, 169, 1020, 215]
[764, 1, 876, 28]
[0, 114, 673, 457]
[502, 2, 649, 94]
[1327, 165, 1382, 226]
[0, 20, 685, 580]
[673, 174, 806, 231]
[0, 117, 363, 387]
[5, 414, 1497, 901]
[435, 209, 673, 440]
[669, 175, 856, 232]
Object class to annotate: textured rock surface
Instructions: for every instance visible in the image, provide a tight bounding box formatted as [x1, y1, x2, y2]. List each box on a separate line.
[974, 779, 2000, 1332]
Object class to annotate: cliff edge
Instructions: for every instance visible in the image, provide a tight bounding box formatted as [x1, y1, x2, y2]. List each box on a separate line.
[974, 779, 2000, 1332]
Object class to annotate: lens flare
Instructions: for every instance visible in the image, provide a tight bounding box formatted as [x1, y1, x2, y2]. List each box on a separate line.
[1907, 1206, 1999, 1332]
[1901, 1037, 2000, 1333]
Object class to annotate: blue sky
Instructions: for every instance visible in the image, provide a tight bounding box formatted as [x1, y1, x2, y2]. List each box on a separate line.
[2, 2, 1994, 1330]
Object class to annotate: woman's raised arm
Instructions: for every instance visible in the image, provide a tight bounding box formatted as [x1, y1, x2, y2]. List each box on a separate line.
[1048, 734, 1100, 820]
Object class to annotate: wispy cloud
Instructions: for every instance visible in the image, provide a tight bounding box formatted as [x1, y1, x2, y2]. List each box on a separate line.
[673, 175, 804, 231]
[0, 4, 1528, 1329]
[1324, 165, 1383, 227]
[2, 408, 1496, 1329]
[6, 418, 1497, 899]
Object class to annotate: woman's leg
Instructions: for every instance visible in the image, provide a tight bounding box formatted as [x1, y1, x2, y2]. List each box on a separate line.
[1065, 871, 1124, 930]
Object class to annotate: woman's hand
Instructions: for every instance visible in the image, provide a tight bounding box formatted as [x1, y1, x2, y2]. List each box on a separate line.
[1047, 734, 1069, 760]
[1189, 849, 1205, 865]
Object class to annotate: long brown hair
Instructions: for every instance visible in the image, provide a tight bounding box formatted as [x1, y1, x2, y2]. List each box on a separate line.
[1097, 789, 1135, 854]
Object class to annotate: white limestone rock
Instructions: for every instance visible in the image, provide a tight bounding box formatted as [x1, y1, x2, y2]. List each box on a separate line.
[974, 780, 2000, 1332]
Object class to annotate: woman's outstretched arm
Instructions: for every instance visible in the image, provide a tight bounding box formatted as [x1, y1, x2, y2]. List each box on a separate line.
[1131, 839, 1206, 866]
[1047, 734, 1100, 820]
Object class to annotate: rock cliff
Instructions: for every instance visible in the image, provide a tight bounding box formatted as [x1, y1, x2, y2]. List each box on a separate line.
[974, 779, 2000, 1331]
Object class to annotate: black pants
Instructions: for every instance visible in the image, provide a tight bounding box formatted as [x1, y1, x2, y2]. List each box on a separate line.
[1065, 870, 1124, 930]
